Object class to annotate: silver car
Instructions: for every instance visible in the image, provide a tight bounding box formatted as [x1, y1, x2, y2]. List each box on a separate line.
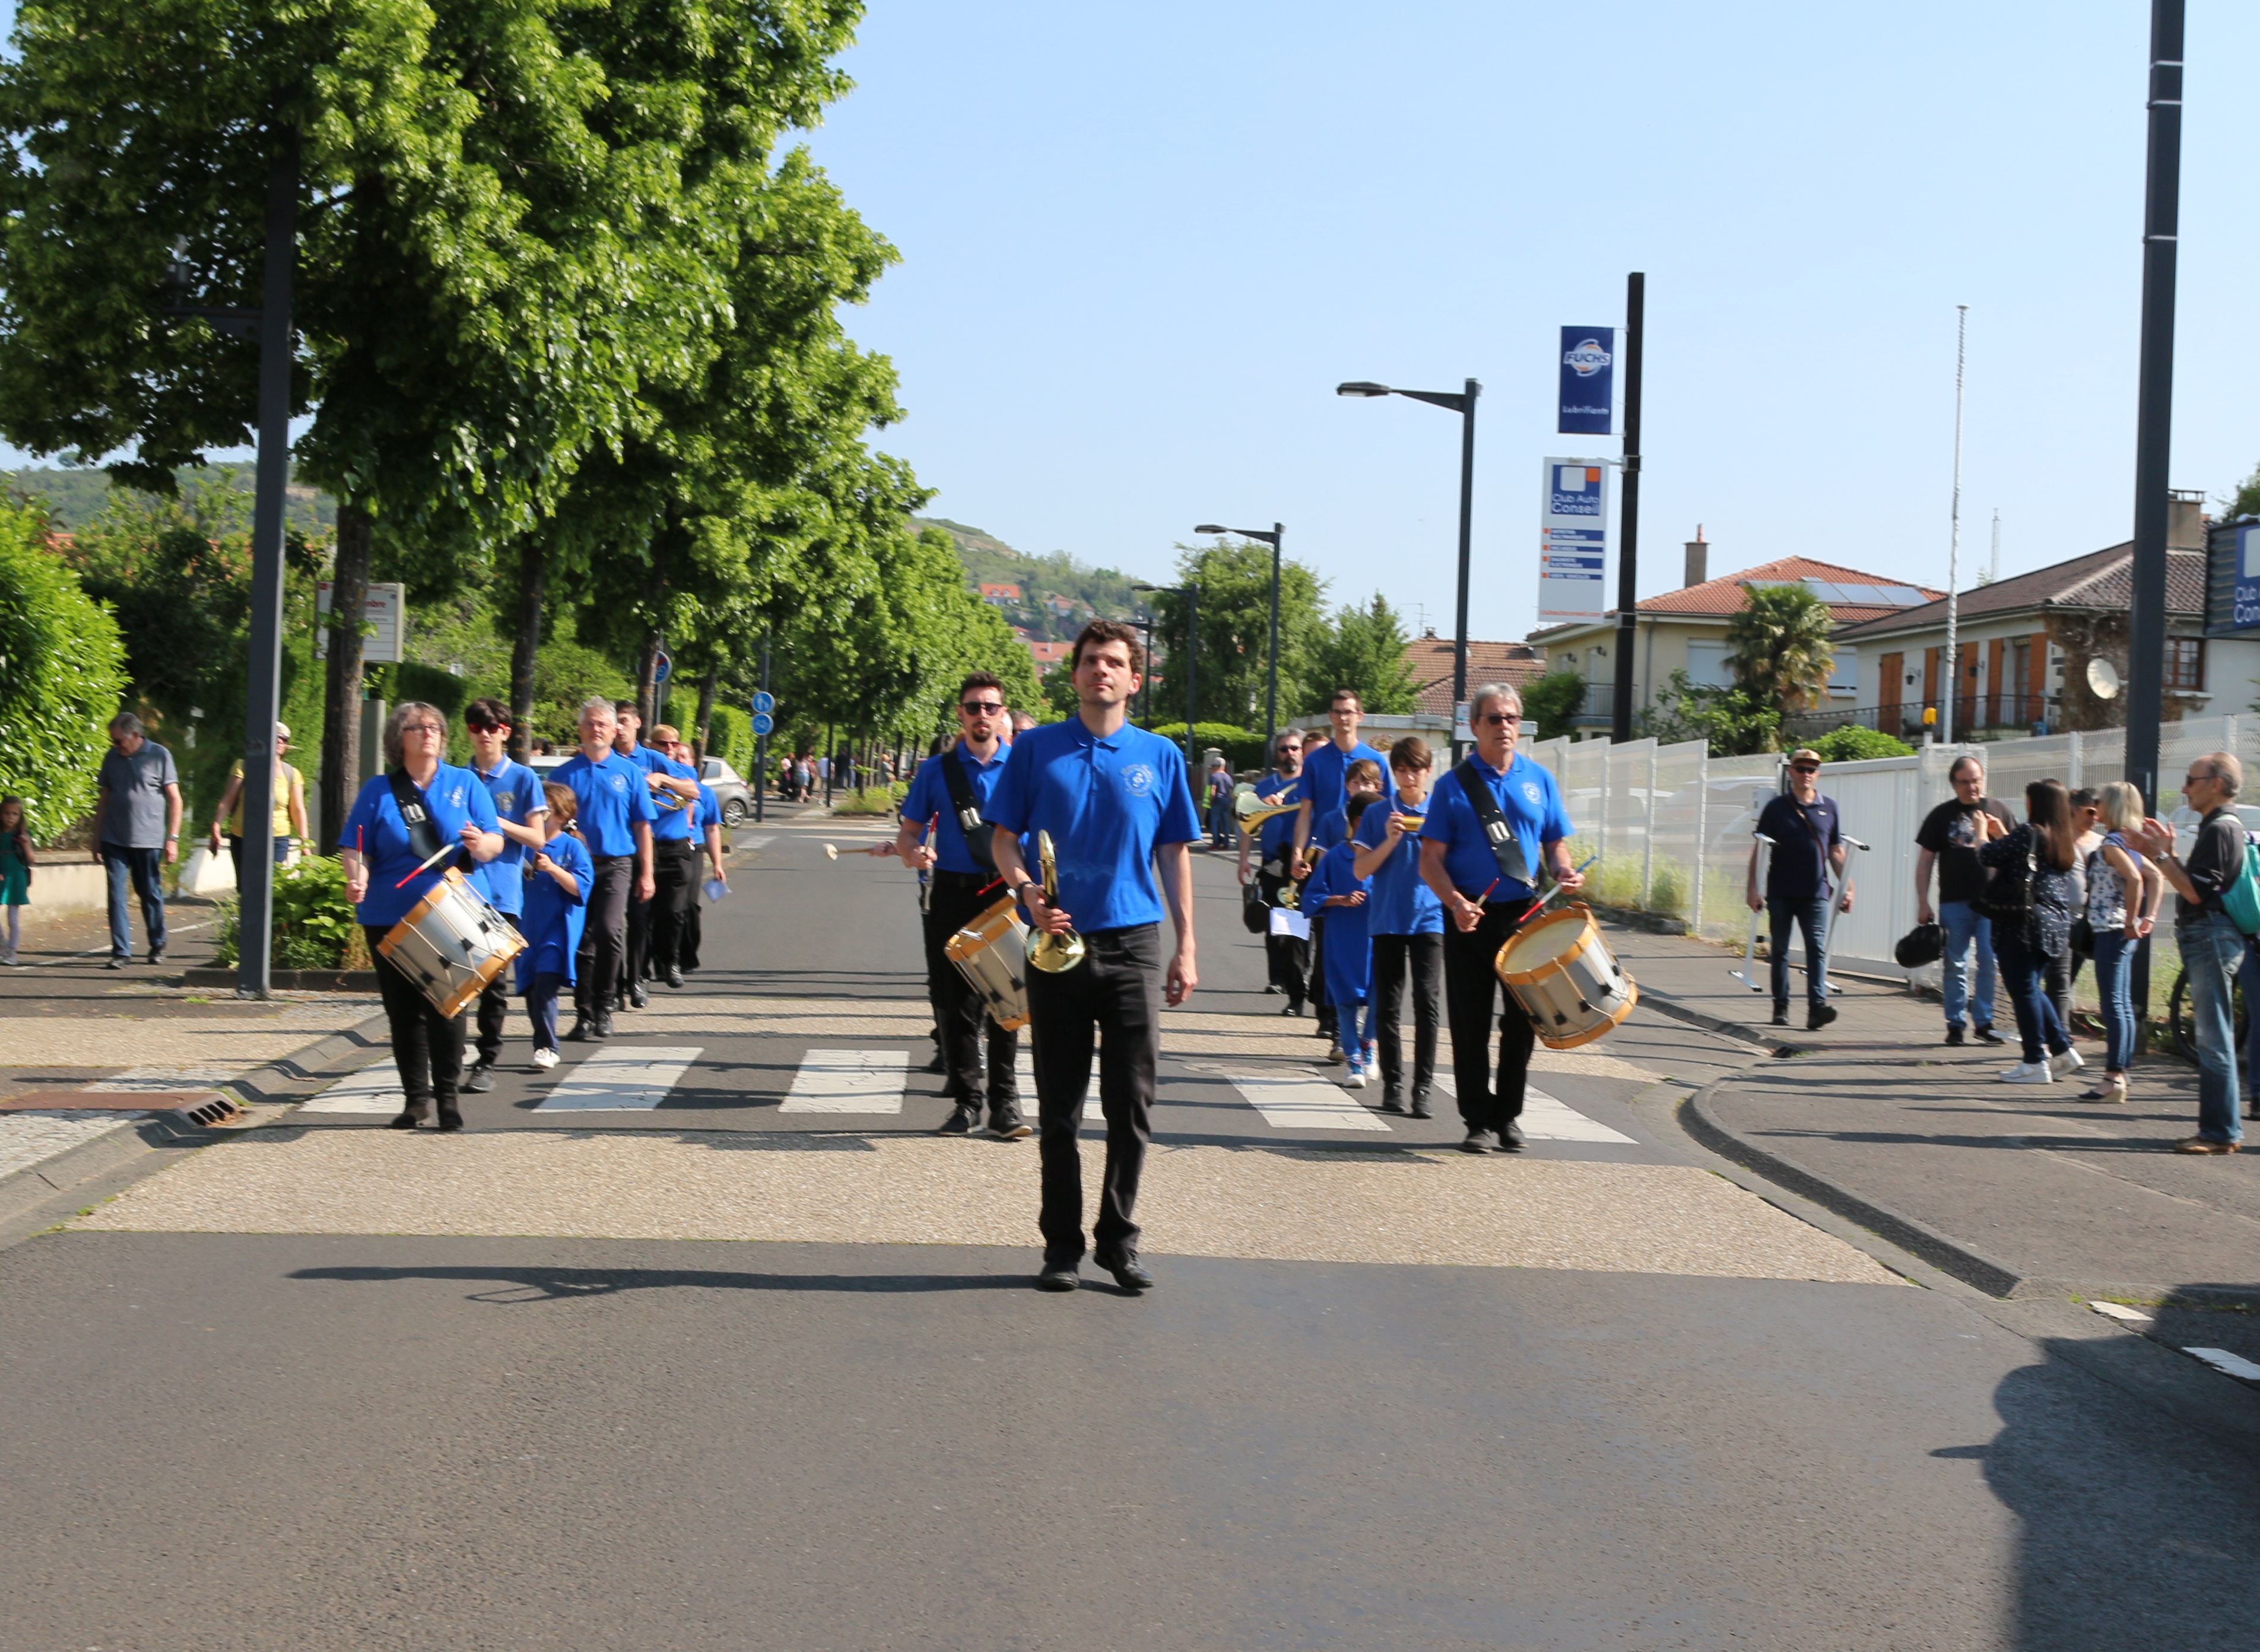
[528, 751, 755, 827]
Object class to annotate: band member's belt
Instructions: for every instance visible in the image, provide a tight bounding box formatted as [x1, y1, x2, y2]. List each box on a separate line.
[931, 868, 996, 890]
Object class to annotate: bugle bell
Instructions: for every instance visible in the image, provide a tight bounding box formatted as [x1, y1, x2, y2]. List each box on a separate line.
[1024, 830, 1087, 973]
[1233, 780, 1301, 832]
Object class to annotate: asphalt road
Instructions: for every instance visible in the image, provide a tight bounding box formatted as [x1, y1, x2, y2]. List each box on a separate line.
[4, 813, 2259, 1650]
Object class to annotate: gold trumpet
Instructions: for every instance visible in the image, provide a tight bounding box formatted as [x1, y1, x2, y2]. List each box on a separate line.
[1025, 830, 1087, 973]
[1234, 781, 1302, 832]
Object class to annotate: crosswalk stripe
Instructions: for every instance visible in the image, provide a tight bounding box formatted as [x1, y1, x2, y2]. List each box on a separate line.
[1227, 1073, 1392, 1132]
[780, 1048, 907, 1114]
[1427, 1076, 1634, 1143]
[300, 1061, 408, 1113]
[537, 1046, 704, 1112]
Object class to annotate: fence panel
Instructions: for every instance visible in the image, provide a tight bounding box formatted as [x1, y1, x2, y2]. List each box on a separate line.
[1645, 739, 1709, 923]
[1816, 755, 1922, 969]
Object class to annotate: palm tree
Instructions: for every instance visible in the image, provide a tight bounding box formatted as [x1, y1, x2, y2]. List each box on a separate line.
[1725, 584, 1836, 719]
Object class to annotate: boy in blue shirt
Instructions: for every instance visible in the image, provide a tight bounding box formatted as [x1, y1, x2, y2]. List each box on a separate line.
[516, 781, 595, 1069]
[1354, 736, 1446, 1116]
[1309, 796, 1378, 1086]
[462, 698, 548, 1090]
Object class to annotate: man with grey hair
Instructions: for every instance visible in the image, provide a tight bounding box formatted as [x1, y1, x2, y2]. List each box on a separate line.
[2129, 750, 2249, 1152]
[90, 712, 182, 968]
[1417, 681, 1582, 1154]
[553, 697, 657, 1040]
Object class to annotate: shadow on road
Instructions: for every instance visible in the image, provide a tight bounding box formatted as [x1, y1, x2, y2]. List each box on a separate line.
[288, 1263, 1033, 1301]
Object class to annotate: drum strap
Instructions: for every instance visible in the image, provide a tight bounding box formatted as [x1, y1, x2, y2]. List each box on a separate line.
[1453, 760, 1535, 892]
[939, 749, 998, 875]
[386, 768, 467, 875]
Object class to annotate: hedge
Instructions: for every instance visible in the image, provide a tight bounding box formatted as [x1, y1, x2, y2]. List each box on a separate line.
[1138, 720, 1267, 774]
[0, 502, 129, 840]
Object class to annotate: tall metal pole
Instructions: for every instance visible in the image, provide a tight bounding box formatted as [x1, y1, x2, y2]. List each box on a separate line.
[1610, 275, 1644, 745]
[236, 132, 297, 1001]
[1943, 305, 1967, 746]
[1265, 523, 1282, 746]
[1185, 586, 1198, 774]
[1450, 382, 1479, 763]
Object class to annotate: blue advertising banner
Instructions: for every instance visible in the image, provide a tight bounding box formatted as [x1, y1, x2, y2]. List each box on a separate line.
[1557, 327, 1615, 435]
[2236, 523, 2260, 630]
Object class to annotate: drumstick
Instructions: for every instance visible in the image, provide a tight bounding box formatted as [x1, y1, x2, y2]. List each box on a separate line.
[393, 839, 457, 889]
[1515, 854, 1600, 928]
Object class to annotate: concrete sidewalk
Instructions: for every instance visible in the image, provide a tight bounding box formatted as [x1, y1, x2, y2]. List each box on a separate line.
[1610, 920, 2259, 1343]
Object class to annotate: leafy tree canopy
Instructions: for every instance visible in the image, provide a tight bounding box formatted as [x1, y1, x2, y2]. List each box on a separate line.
[1640, 668, 1782, 758]
[1142, 538, 1328, 730]
[1725, 585, 1836, 717]
[1520, 671, 1587, 744]
[0, 499, 129, 838]
[1310, 593, 1420, 716]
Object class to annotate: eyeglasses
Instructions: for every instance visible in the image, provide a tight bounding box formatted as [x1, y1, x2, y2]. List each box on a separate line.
[401, 723, 445, 738]
[1791, 764, 1820, 775]
[960, 701, 1005, 714]
[1475, 713, 1521, 727]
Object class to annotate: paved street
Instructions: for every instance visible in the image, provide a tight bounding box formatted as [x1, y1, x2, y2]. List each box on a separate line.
[5, 817, 2260, 1648]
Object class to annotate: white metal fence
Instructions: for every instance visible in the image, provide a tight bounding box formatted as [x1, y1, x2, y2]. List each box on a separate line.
[1523, 712, 2260, 1015]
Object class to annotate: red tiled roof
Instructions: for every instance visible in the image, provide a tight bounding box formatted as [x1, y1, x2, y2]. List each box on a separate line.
[1630, 556, 1945, 625]
[1834, 542, 2207, 641]
[1408, 638, 1548, 716]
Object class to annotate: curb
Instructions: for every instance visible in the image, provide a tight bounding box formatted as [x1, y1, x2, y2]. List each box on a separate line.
[1634, 986, 1785, 1053]
[181, 967, 380, 992]
[1675, 1079, 2260, 1310]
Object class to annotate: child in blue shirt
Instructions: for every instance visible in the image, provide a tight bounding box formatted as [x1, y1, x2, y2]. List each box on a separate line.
[1307, 795, 1379, 1086]
[516, 781, 595, 1068]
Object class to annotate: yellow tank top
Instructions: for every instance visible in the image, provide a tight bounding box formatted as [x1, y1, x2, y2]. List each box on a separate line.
[227, 759, 299, 837]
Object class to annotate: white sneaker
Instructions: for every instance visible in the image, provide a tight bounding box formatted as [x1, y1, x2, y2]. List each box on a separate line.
[1999, 1061, 2055, 1084]
[1343, 1067, 1367, 1089]
[2050, 1047, 2086, 1076]
[532, 1047, 560, 1071]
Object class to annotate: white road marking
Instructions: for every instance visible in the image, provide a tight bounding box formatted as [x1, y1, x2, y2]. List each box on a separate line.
[741, 834, 777, 849]
[2184, 1346, 2260, 1381]
[300, 1061, 407, 1113]
[1227, 1073, 1391, 1132]
[779, 1048, 907, 1114]
[537, 1046, 704, 1112]
[2088, 1300, 2154, 1324]
[86, 1064, 247, 1093]
[1427, 1076, 1635, 1143]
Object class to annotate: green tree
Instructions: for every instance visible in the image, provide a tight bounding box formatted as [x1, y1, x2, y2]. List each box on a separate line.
[1640, 668, 1781, 757]
[1725, 585, 1836, 719]
[1310, 593, 1420, 715]
[1039, 657, 1079, 722]
[2228, 459, 2260, 522]
[1521, 671, 1588, 743]
[1143, 539, 1326, 730]
[0, 500, 129, 838]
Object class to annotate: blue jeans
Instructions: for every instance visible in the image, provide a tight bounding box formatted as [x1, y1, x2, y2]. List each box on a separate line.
[1938, 899, 1996, 1030]
[1335, 999, 1373, 1053]
[525, 971, 566, 1053]
[2179, 912, 2245, 1145]
[1768, 895, 1829, 1008]
[2090, 929, 2140, 1072]
[1995, 930, 2069, 1066]
[101, 844, 167, 959]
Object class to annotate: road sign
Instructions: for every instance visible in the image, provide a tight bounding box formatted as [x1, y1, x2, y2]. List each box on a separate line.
[751, 713, 775, 736]
[653, 651, 672, 687]
[314, 581, 406, 663]
[751, 690, 776, 715]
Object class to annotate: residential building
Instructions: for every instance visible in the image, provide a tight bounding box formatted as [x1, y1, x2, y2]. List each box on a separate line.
[1027, 640, 1072, 669]
[1407, 634, 1548, 719]
[979, 582, 1023, 605]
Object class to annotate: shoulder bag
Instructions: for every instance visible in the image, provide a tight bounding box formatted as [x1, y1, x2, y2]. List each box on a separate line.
[1452, 760, 1536, 894]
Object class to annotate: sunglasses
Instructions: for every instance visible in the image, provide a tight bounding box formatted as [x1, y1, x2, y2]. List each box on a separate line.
[960, 701, 1005, 714]
[1791, 763, 1820, 774]
[1475, 713, 1521, 727]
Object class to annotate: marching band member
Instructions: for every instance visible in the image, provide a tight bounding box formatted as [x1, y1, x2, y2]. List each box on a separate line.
[1353, 736, 1444, 1117]
[556, 698, 655, 1042]
[1417, 682, 1581, 1155]
[1312, 758, 1384, 851]
[987, 621, 1201, 1294]
[1238, 729, 1309, 1015]
[1310, 755, 1384, 1060]
[339, 702, 504, 1132]
[516, 782, 594, 1072]
[1291, 690, 1385, 864]
[461, 698, 547, 1092]
[1306, 795, 1377, 1086]
[659, 732, 727, 976]
[898, 672, 1030, 1140]
[611, 703, 700, 1004]
[643, 723, 703, 989]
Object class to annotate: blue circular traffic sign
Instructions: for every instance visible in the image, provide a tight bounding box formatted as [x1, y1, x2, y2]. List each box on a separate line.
[751, 691, 776, 715]
[751, 712, 775, 736]
[653, 651, 672, 687]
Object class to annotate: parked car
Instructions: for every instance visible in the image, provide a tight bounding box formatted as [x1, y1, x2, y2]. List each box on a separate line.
[527, 751, 753, 827]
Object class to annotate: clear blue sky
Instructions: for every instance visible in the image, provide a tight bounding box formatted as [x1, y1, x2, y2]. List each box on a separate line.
[9, 2, 2258, 649]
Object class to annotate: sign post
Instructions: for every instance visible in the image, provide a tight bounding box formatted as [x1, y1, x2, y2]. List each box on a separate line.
[1538, 459, 1611, 621]
[753, 638, 773, 824]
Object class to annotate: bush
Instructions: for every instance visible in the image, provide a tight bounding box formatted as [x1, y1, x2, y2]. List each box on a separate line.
[833, 784, 904, 818]
[0, 500, 129, 840]
[1803, 725, 1915, 763]
[211, 854, 370, 970]
[1139, 720, 1267, 773]
[706, 704, 754, 772]
[1521, 671, 1587, 743]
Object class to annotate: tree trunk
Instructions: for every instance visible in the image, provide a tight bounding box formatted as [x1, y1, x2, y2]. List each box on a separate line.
[693, 667, 718, 764]
[510, 535, 545, 760]
[320, 504, 373, 846]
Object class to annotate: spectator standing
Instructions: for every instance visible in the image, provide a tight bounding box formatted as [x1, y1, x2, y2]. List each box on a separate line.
[205, 723, 308, 880]
[2078, 781, 2162, 1104]
[0, 795, 31, 967]
[1204, 757, 1233, 847]
[91, 713, 182, 968]
[1747, 748, 1848, 1031]
[1915, 755, 2017, 1047]
[2127, 752, 2250, 1152]
[1976, 779, 2082, 1085]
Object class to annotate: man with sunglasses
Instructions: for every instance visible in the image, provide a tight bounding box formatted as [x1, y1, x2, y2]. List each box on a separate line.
[899, 671, 1030, 1139]
[461, 698, 548, 1088]
[1240, 729, 1310, 1014]
[1418, 683, 1580, 1154]
[1748, 748, 1848, 1031]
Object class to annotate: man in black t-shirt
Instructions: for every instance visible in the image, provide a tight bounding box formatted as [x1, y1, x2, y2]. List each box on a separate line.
[1914, 754, 2018, 1047]
[1747, 749, 1849, 1031]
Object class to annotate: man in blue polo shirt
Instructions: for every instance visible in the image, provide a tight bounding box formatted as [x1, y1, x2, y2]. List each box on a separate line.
[643, 722, 704, 991]
[899, 671, 1027, 1140]
[1237, 729, 1309, 1014]
[554, 698, 656, 1040]
[1292, 688, 1385, 865]
[1418, 681, 1580, 1155]
[986, 621, 1201, 1295]
[611, 703, 700, 1006]
[461, 698, 548, 1088]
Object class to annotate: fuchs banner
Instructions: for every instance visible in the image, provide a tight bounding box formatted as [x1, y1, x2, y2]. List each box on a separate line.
[1557, 327, 1615, 435]
[1539, 458, 1610, 620]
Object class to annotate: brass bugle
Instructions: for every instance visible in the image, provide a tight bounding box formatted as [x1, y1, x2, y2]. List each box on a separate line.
[1277, 845, 1323, 910]
[1234, 781, 1302, 831]
[1025, 830, 1087, 973]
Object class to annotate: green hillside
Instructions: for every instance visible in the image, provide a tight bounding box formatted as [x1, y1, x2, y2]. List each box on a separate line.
[3, 463, 337, 536]
[914, 516, 1145, 642]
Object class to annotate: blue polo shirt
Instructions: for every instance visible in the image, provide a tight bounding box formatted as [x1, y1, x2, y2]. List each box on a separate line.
[983, 717, 1202, 933]
[1355, 791, 1445, 936]
[902, 741, 1012, 875]
[469, 755, 544, 915]
[515, 830, 594, 992]
[551, 751, 656, 858]
[646, 752, 701, 843]
[1314, 805, 1354, 852]
[339, 765, 503, 927]
[694, 783, 722, 834]
[1301, 739, 1384, 820]
[1420, 752, 1572, 901]
[1252, 770, 1301, 859]
[1305, 844, 1373, 1004]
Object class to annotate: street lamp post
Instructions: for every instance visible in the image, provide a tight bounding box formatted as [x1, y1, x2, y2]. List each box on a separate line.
[1337, 379, 1480, 760]
[1195, 523, 1283, 745]
[1132, 583, 1198, 779]
[1129, 613, 1157, 720]
[163, 131, 298, 1001]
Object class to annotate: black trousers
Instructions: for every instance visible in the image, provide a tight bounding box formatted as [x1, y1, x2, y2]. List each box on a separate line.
[364, 925, 466, 1108]
[649, 840, 697, 976]
[923, 870, 1021, 1107]
[1256, 860, 1308, 1005]
[1441, 896, 1538, 1132]
[1372, 932, 1443, 1103]
[625, 870, 652, 987]
[1027, 923, 1161, 1265]
[473, 972, 511, 1066]
[574, 854, 633, 1018]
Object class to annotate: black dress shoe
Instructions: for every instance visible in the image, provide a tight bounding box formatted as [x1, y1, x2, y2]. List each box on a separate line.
[1035, 1262, 1080, 1292]
[435, 1104, 464, 1133]
[566, 1018, 593, 1043]
[1973, 1025, 2006, 1046]
[1944, 1025, 1966, 1047]
[665, 965, 685, 989]
[1460, 1128, 1498, 1154]
[936, 1103, 979, 1136]
[1807, 1002, 1839, 1031]
[1497, 1120, 1526, 1153]
[1100, 1253, 1153, 1292]
[626, 984, 648, 1009]
[461, 1063, 496, 1094]
[591, 1011, 614, 1040]
[386, 1108, 424, 1130]
[1380, 1093, 1407, 1114]
[1410, 1097, 1433, 1120]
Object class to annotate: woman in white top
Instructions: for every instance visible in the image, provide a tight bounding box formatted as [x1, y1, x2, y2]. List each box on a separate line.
[2080, 781, 2164, 1103]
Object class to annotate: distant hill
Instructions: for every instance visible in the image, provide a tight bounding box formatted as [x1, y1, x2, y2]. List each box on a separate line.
[915, 516, 1145, 643]
[2, 463, 336, 536]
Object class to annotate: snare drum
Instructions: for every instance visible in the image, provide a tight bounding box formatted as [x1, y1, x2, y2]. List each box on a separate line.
[377, 867, 528, 1019]
[942, 895, 1031, 1032]
[1493, 903, 1637, 1050]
